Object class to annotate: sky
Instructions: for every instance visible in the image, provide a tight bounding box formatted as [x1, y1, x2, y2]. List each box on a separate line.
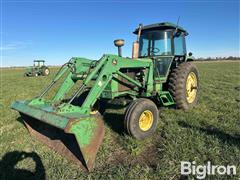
[1, 0, 239, 67]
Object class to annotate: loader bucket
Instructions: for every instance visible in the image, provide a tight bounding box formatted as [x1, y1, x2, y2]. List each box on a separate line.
[11, 101, 105, 171]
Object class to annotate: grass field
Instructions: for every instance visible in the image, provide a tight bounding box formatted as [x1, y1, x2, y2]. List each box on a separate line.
[0, 61, 239, 179]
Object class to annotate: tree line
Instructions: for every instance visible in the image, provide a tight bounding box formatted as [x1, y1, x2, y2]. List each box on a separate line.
[196, 56, 240, 61]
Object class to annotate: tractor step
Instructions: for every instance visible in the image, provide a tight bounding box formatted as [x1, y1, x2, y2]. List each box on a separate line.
[159, 91, 175, 106]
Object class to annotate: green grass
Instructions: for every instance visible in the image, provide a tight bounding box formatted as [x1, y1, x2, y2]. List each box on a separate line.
[0, 61, 239, 179]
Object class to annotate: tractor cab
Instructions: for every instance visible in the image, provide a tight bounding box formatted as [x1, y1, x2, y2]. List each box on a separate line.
[34, 60, 45, 67]
[133, 22, 191, 79]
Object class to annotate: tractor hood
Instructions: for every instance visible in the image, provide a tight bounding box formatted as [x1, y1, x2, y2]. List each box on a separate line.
[25, 66, 33, 72]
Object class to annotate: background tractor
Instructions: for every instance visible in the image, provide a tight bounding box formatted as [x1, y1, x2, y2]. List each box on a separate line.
[24, 60, 50, 77]
[12, 22, 199, 171]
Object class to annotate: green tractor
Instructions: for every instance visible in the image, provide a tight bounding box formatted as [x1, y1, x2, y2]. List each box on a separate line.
[24, 60, 50, 77]
[11, 22, 199, 171]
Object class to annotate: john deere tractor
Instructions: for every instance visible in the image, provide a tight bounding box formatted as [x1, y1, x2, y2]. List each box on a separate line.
[24, 60, 50, 77]
[12, 22, 199, 171]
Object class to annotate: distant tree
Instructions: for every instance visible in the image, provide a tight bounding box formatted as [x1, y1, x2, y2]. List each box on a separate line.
[195, 56, 240, 61]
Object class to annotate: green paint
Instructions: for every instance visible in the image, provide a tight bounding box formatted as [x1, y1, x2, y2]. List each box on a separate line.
[70, 117, 97, 147]
[53, 73, 75, 101]
[29, 98, 46, 105]
[158, 91, 175, 106]
[11, 101, 69, 129]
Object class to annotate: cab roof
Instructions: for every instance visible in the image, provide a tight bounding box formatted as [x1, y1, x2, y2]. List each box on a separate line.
[34, 60, 45, 62]
[133, 22, 188, 35]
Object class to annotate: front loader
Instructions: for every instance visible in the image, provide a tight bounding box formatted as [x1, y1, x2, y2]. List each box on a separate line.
[11, 22, 199, 171]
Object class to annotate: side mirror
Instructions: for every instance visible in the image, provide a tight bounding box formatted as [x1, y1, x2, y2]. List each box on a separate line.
[188, 52, 193, 56]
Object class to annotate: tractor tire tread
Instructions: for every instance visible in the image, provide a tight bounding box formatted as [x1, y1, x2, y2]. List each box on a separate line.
[168, 62, 199, 110]
[124, 98, 158, 139]
[124, 98, 145, 134]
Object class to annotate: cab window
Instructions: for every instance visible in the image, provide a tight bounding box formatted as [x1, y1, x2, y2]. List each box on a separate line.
[139, 31, 173, 57]
[174, 35, 186, 55]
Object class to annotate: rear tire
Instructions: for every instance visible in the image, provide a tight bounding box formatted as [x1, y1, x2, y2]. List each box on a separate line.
[124, 98, 158, 139]
[168, 62, 199, 110]
[42, 67, 50, 76]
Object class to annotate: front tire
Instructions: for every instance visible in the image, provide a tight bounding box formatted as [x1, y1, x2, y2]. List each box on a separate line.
[124, 98, 158, 139]
[168, 62, 199, 110]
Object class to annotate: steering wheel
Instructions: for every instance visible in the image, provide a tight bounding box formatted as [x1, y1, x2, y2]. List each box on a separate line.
[148, 47, 160, 55]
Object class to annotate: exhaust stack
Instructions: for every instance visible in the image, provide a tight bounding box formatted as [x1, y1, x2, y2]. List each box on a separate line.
[132, 24, 143, 59]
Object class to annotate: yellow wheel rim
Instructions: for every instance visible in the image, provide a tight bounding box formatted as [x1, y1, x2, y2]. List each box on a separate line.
[186, 72, 197, 103]
[45, 69, 49, 75]
[139, 110, 153, 131]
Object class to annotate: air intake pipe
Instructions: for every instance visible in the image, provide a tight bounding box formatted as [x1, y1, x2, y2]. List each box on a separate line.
[114, 39, 125, 57]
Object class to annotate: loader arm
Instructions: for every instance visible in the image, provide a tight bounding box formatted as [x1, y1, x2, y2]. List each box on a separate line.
[80, 55, 153, 110]
[38, 57, 94, 101]
[35, 54, 152, 113]
[52, 57, 94, 101]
